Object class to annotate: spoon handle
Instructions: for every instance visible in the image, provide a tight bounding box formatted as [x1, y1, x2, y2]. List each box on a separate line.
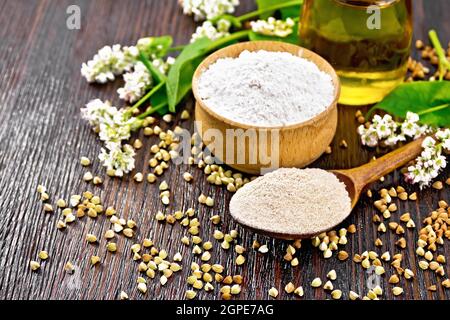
[349, 136, 425, 189]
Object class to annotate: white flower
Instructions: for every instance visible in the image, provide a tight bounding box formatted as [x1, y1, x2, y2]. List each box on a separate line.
[422, 136, 436, 149]
[443, 138, 450, 150]
[406, 131, 448, 188]
[137, 37, 165, 60]
[81, 45, 139, 83]
[358, 112, 428, 148]
[436, 128, 450, 153]
[180, 0, 239, 21]
[82, 100, 142, 177]
[118, 62, 153, 103]
[401, 111, 429, 138]
[357, 125, 379, 147]
[80, 99, 115, 127]
[405, 111, 419, 123]
[436, 128, 450, 141]
[99, 143, 136, 177]
[373, 114, 397, 140]
[81, 99, 141, 144]
[384, 132, 406, 146]
[250, 17, 295, 38]
[358, 112, 448, 188]
[152, 57, 175, 75]
[435, 154, 447, 168]
[190, 19, 231, 43]
[98, 109, 142, 144]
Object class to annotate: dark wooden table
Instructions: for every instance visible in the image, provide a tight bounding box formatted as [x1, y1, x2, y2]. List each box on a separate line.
[0, 0, 449, 300]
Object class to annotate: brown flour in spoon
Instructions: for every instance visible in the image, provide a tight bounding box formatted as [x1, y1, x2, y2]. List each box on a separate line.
[229, 168, 352, 236]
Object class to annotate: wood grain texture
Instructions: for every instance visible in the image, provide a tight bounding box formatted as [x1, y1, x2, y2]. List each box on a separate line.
[0, 0, 449, 300]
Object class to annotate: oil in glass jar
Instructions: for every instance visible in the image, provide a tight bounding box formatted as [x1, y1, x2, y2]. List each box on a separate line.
[300, 0, 413, 105]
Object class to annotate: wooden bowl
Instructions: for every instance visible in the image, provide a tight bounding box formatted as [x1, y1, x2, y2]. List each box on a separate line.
[192, 41, 340, 175]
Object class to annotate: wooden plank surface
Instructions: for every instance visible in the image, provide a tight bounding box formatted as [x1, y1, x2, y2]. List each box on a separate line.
[0, 0, 449, 300]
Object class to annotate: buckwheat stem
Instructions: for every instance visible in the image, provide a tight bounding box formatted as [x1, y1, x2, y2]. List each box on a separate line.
[429, 30, 450, 81]
[137, 102, 168, 119]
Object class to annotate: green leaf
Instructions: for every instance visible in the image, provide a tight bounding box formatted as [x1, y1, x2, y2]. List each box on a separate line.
[129, 80, 167, 114]
[249, 22, 299, 44]
[138, 52, 166, 84]
[256, 0, 276, 18]
[256, 0, 302, 19]
[131, 36, 172, 114]
[150, 83, 169, 115]
[157, 31, 249, 114]
[369, 81, 450, 127]
[137, 36, 173, 60]
[166, 37, 213, 112]
[281, 6, 302, 19]
[154, 104, 169, 116]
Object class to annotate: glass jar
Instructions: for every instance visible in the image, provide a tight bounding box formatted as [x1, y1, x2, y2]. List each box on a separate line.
[300, 0, 413, 105]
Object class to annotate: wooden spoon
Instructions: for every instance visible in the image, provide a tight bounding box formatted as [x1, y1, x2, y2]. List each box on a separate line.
[332, 136, 424, 210]
[232, 137, 425, 240]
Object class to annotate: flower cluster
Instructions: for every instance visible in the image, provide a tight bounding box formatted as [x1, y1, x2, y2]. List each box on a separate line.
[80, 36, 178, 176]
[97, 110, 141, 145]
[357, 112, 429, 147]
[179, 0, 239, 21]
[82, 39, 175, 102]
[81, 45, 139, 83]
[190, 19, 231, 43]
[99, 143, 136, 177]
[80, 99, 115, 128]
[137, 37, 169, 60]
[358, 111, 450, 187]
[153, 56, 176, 75]
[117, 62, 153, 103]
[81, 99, 142, 176]
[406, 130, 449, 188]
[250, 17, 295, 38]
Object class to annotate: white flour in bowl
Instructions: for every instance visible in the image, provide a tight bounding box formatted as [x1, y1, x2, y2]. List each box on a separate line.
[229, 168, 351, 236]
[198, 50, 335, 127]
